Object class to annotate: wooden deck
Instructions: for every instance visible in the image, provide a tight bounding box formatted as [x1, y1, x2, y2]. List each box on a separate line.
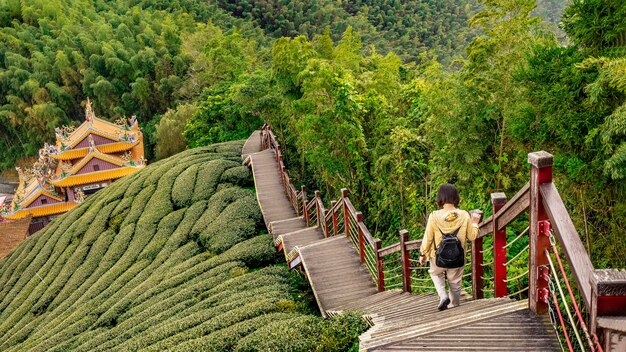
[242, 130, 560, 352]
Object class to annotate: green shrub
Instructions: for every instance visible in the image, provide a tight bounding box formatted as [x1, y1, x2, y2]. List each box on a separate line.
[233, 316, 324, 352]
[170, 313, 297, 352]
[221, 165, 252, 187]
[233, 313, 367, 352]
[171, 164, 199, 208]
[192, 160, 241, 203]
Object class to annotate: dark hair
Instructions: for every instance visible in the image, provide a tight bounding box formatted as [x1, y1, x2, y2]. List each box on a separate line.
[436, 183, 460, 209]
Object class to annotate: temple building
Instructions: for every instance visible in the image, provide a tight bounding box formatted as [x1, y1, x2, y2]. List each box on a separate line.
[0, 99, 145, 234]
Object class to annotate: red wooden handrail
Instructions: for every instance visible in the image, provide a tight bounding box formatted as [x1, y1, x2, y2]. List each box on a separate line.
[477, 182, 530, 238]
[540, 182, 594, 308]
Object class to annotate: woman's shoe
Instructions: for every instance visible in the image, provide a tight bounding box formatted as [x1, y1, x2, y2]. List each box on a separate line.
[438, 297, 450, 311]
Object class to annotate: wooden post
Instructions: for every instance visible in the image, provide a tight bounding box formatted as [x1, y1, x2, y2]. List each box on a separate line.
[288, 179, 295, 212]
[355, 212, 364, 263]
[331, 200, 338, 236]
[315, 191, 322, 229]
[472, 236, 484, 300]
[375, 239, 385, 292]
[492, 193, 508, 297]
[341, 188, 350, 238]
[590, 269, 626, 351]
[301, 185, 307, 223]
[399, 230, 411, 293]
[528, 151, 553, 315]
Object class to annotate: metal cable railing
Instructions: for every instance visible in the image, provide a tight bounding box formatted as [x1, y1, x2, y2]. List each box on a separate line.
[544, 229, 604, 352]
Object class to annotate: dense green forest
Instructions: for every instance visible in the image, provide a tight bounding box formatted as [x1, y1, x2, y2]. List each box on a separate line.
[0, 141, 365, 350]
[3, 0, 625, 270]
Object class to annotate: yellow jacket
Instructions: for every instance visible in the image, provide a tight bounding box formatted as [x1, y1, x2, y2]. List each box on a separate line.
[419, 208, 479, 259]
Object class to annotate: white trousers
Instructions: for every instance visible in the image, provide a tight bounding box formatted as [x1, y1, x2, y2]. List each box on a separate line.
[428, 258, 464, 307]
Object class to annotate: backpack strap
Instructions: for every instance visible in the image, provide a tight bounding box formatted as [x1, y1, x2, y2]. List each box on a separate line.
[441, 227, 461, 237]
[434, 227, 461, 250]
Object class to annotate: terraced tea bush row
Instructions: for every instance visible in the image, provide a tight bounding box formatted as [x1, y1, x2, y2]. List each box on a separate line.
[0, 141, 366, 351]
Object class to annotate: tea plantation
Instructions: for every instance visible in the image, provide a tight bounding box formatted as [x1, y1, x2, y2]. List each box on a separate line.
[0, 141, 365, 351]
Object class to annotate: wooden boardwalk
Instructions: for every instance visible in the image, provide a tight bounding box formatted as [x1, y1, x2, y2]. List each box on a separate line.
[242, 131, 560, 351]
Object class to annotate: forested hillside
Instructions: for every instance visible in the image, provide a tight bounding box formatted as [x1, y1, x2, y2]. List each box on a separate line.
[0, 0, 267, 169]
[3, 0, 621, 269]
[181, 0, 625, 269]
[0, 141, 364, 351]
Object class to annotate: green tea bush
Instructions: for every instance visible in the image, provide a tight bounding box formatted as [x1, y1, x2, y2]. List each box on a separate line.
[192, 160, 241, 203]
[233, 316, 324, 352]
[0, 141, 365, 351]
[171, 164, 199, 208]
[171, 313, 297, 352]
[234, 312, 367, 352]
[221, 165, 252, 187]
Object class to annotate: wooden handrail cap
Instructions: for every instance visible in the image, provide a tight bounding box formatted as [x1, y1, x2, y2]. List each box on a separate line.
[528, 151, 553, 168]
[592, 269, 626, 296]
[490, 192, 507, 205]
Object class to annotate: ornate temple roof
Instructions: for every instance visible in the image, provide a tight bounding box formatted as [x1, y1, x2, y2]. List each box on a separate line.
[52, 98, 142, 160]
[2, 202, 77, 220]
[1, 98, 145, 224]
[49, 133, 145, 187]
[0, 166, 65, 219]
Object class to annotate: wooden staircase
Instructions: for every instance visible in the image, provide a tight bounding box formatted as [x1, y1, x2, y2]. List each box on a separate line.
[243, 130, 563, 352]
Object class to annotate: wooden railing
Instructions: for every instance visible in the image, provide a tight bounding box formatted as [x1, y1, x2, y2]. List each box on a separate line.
[260, 125, 305, 217]
[260, 125, 626, 351]
[378, 150, 625, 350]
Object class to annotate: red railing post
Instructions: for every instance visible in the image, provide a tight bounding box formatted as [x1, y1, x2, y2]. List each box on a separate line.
[315, 191, 322, 229]
[331, 200, 338, 236]
[288, 179, 295, 212]
[528, 151, 553, 315]
[301, 185, 307, 222]
[472, 235, 484, 300]
[356, 211, 365, 264]
[492, 192, 508, 297]
[375, 239, 385, 292]
[341, 188, 349, 238]
[591, 269, 626, 350]
[399, 230, 411, 293]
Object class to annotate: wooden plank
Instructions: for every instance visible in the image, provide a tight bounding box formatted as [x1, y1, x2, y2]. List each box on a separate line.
[379, 243, 401, 257]
[478, 215, 493, 238]
[359, 222, 376, 246]
[540, 182, 593, 308]
[405, 240, 421, 251]
[477, 182, 530, 238]
[343, 196, 358, 218]
[496, 182, 530, 230]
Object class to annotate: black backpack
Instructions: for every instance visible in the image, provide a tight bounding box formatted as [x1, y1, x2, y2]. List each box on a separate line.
[434, 227, 464, 268]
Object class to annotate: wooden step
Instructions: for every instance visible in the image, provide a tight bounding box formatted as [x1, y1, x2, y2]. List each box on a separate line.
[299, 236, 378, 316]
[278, 227, 325, 256]
[269, 216, 306, 237]
[373, 309, 559, 351]
[361, 299, 530, 351]
[241, 130, 262, 158]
